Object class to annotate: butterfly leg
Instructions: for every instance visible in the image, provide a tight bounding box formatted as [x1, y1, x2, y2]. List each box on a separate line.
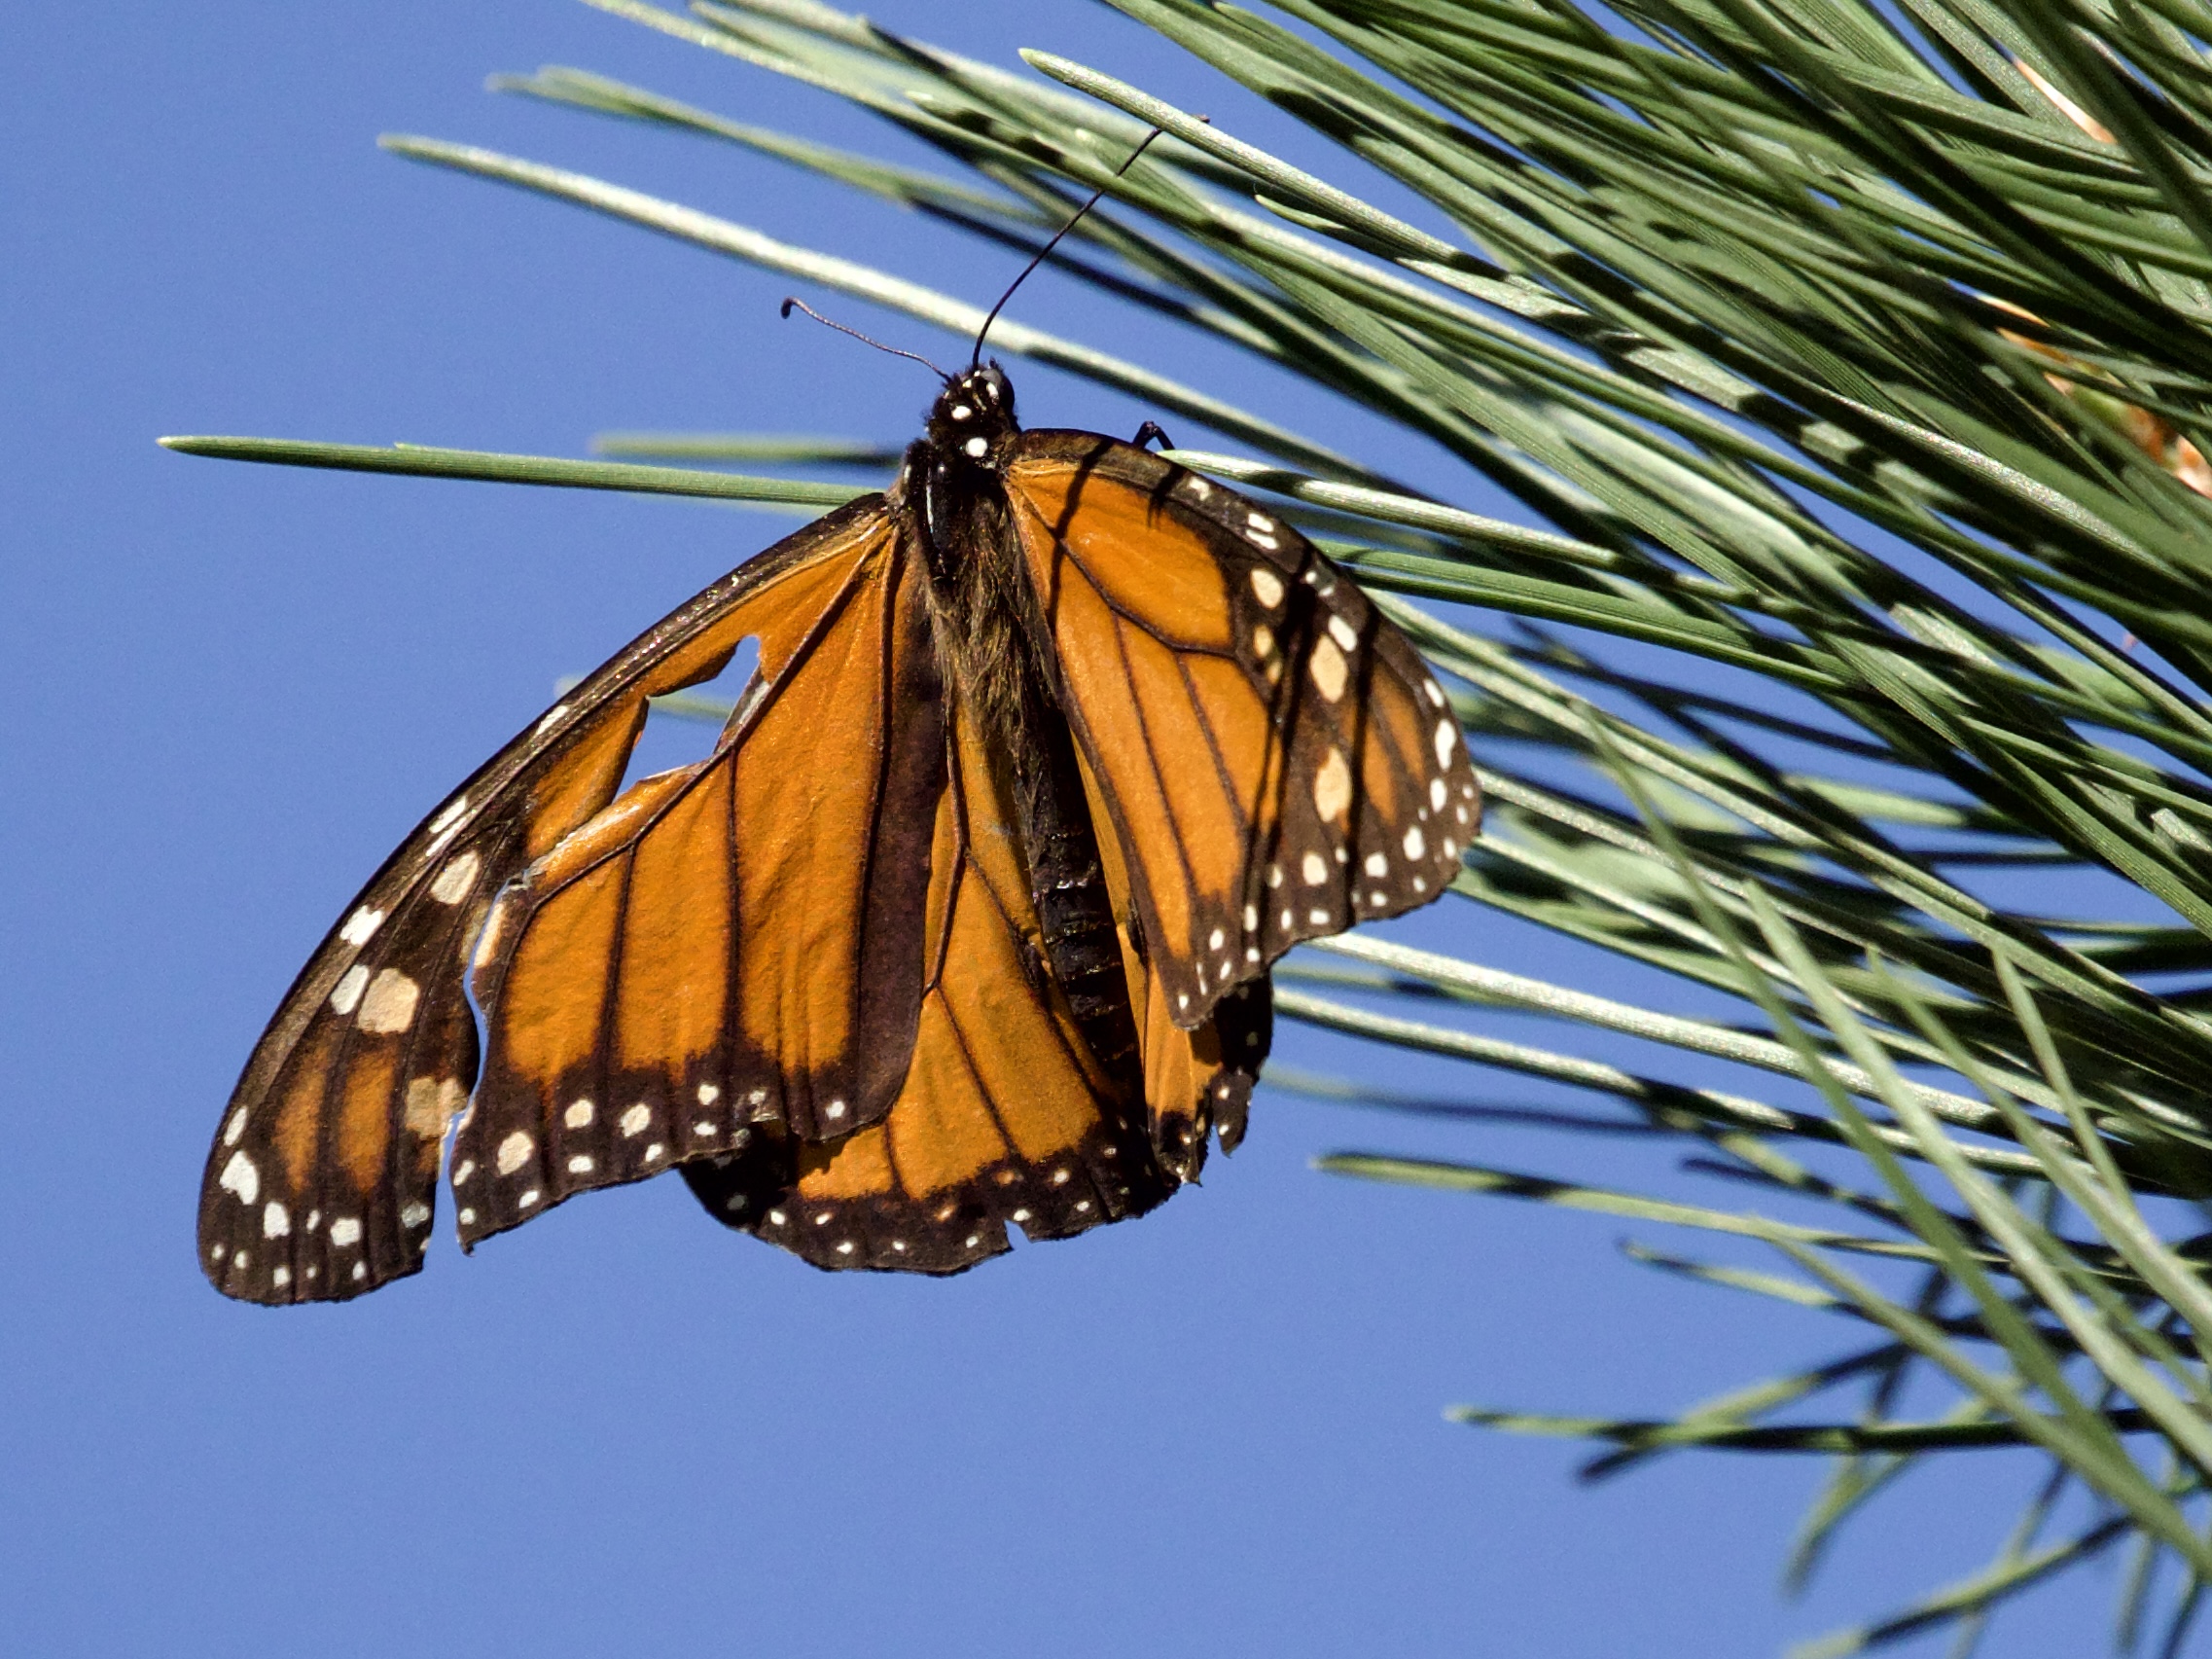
[1131, 420, 1174, 451]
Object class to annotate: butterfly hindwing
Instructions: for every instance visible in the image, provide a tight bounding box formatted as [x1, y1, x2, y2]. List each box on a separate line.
[680, 686, 1174, 1272]
[198, 499, 903, 1303]
[1003, 434, 1479, 1031]
[1074, 741, 1272, 1183]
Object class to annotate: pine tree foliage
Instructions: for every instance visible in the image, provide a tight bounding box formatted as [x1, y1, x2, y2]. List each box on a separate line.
[164, 0, 2212, 1649]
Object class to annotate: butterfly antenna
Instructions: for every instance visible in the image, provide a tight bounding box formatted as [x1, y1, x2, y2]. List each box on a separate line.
[780, 298, 950, 381]
[970, 124, 1184, 368]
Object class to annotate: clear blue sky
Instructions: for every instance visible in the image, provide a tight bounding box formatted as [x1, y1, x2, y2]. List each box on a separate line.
[4, 4, 2121, 1654]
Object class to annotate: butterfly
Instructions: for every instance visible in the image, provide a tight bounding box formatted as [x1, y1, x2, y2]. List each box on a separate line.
[196, 129, 1479, 1301]
[196, 352, 1479, 1302]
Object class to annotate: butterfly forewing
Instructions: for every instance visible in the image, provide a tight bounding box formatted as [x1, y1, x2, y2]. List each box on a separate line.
[198, 499, 900, 1303]
[1003, 435, 1479, 1031]
[680, 686, 1174, 1272]
[454, 519, 945, 1247]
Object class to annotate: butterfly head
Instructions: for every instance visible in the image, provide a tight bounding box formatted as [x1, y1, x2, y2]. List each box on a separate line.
[926, 361, 1019, 465]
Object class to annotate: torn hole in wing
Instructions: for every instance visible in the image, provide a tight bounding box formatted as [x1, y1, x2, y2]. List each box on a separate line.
[554, 634, 765, 796]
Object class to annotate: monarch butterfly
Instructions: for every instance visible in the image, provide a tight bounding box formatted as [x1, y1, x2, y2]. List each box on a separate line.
[196, 145, 1480, 1304]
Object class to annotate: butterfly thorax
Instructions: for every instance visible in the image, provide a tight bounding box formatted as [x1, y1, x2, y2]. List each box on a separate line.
[906, 363, 1036, 757]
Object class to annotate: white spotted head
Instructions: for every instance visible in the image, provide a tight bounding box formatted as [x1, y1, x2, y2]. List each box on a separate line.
[924, 362, 1017, 456]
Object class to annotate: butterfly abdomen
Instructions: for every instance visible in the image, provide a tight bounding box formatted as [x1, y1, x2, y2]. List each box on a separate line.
[1010, 706, 1142, 1093]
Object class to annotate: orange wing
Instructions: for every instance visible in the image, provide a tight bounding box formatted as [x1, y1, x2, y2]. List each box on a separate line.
[1003, 433, 1480, 1029]
[197, 499, 906, 1303]
[680, 686, 1174, 1272]
[1074, 742, 1271, 1184]
[452, 523, 948, 1250]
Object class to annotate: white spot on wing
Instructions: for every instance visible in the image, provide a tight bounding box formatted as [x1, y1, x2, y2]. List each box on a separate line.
[1248, 567, 1285, 608]
[1243, 904, 1259, 931]
[620, 1104, 651, 1137]
[697, 1083, 720, 1105]
[535, 703, 570, 736]
[429, 849, 482, 905]
[1404, 825, 1427, 859]
[400, 1201, 430, 1228]
[1435, 718, 1457, 765]
[1327, 614, 1358, 651]
[495, 1131, 533, 1175]
[219, 1151, 259, 1207]
[223, 1108, 248, 1148]
[262, 1202, 290, 1239]
[356, 969, 421, 1034]
[329, 1216, 362, 1247]
[404, 1076, 466, 1140]
[563, 1099, 594, 1130]
[1430, 776, 1448, 811]
[1365, 852, 1388, 877]
[568, 1155, 594, 1174]
[1251, 623, 1274, 659]
[329, 964, 370, 1017]
[824, 1099, 846, 1122]
[1308, 635, 1347, 702]
[1302, 851, 1328, 884]
[1313, 747, 1352, 821]
[339, 907, 385, 947]
[428, 796, 469, 836]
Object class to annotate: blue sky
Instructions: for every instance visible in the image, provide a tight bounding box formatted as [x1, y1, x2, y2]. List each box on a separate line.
[4, 4, 2128, 1655]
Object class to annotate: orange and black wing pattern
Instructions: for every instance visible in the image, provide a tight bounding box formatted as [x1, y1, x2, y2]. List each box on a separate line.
[681, 686, 1173, 1272]
[197, 497, 904, 1303]
[1074, 743, 1271, 1185]
[452, 518, 947, 1249]
[1003, 433, 1479, 1030]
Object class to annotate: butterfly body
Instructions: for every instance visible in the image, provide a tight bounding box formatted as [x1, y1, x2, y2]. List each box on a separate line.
[199, 363, 1478, 1303]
